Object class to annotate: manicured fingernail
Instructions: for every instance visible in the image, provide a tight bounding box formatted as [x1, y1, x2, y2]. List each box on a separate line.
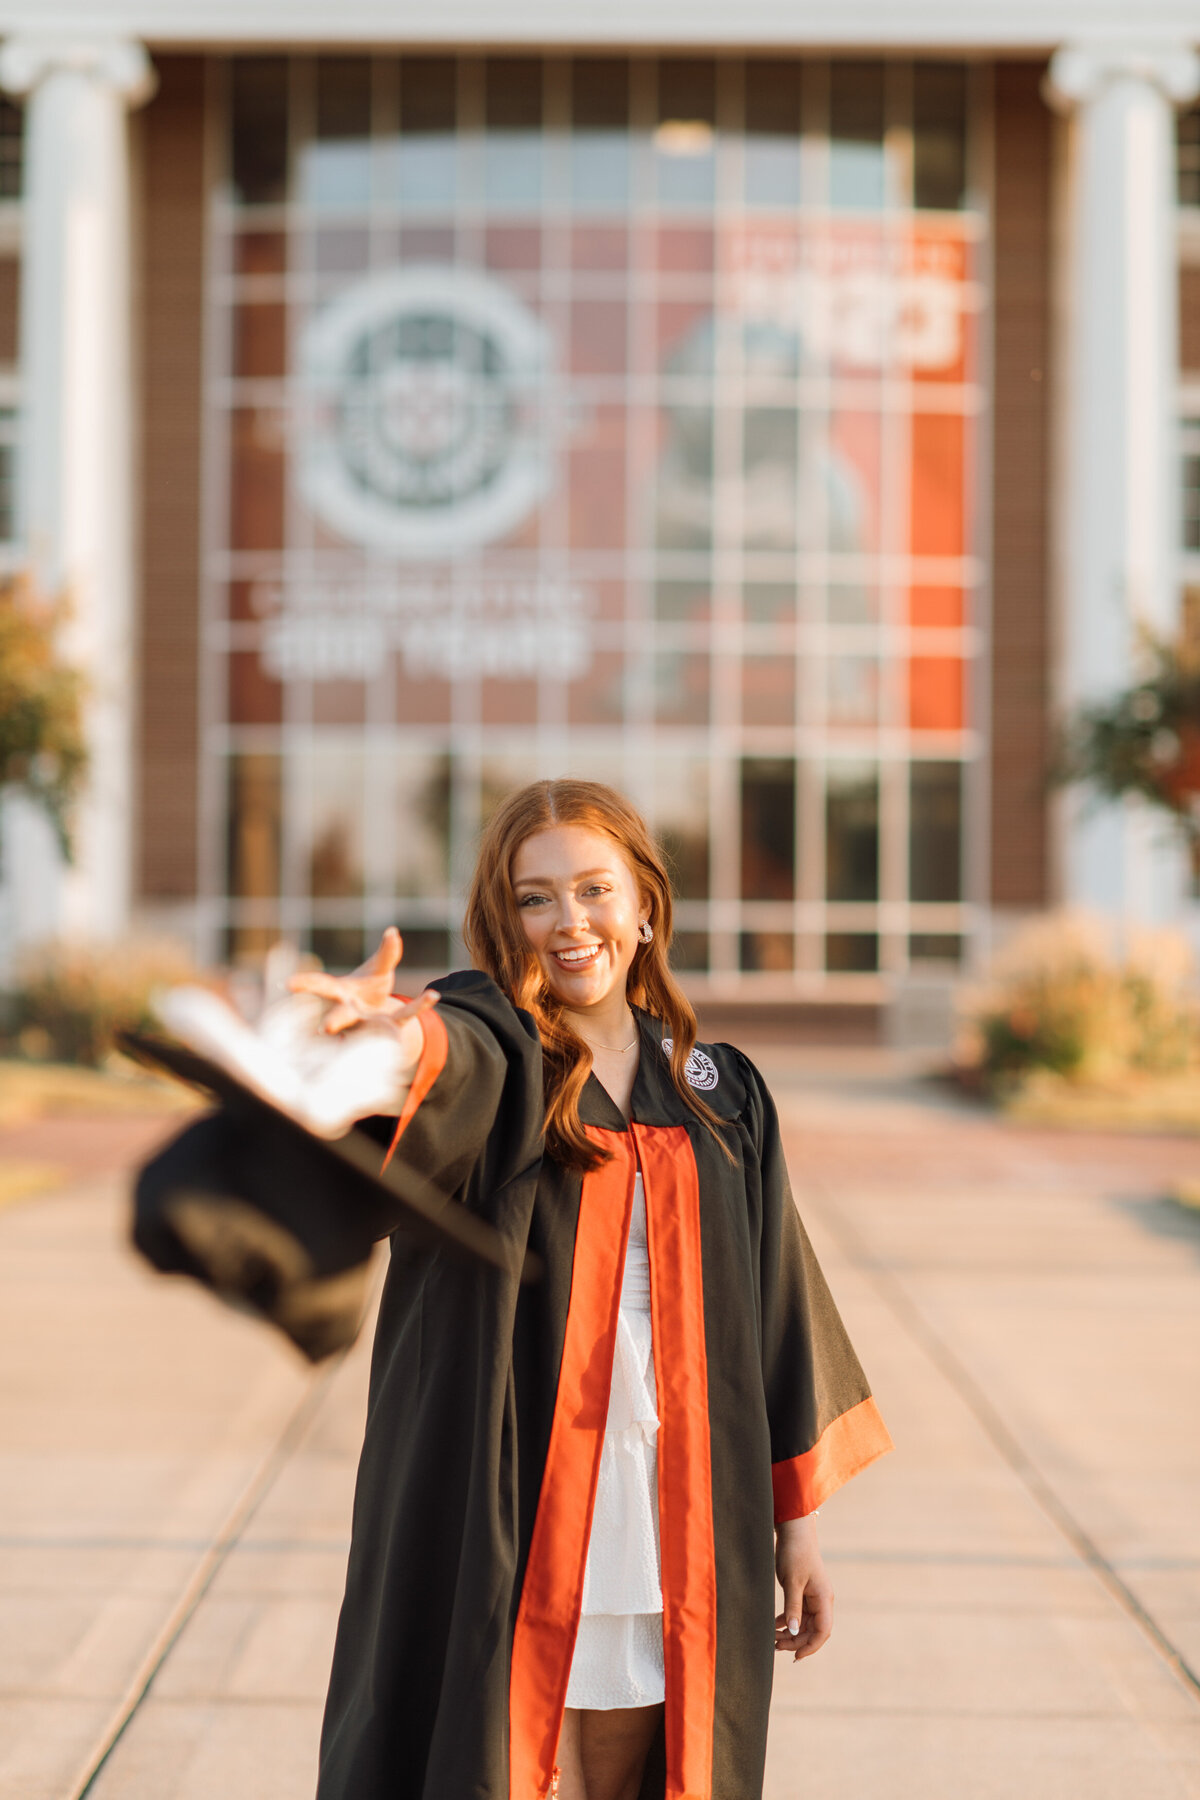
[788, 1619, 799, 1636]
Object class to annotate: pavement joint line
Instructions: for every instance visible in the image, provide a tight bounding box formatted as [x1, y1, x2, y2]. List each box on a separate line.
[67, 1349, 345, 1800]
[801, 1170, 1200, 1714]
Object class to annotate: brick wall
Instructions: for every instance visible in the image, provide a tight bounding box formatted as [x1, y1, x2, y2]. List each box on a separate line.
[0, 255, 17, 365]
[1183, 265, 1200, 373]
[989, 62, 1053, 909]
[136, 56, 205, 902]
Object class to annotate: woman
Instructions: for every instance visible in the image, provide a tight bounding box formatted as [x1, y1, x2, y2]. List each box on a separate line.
[275, 778, 892, 1800]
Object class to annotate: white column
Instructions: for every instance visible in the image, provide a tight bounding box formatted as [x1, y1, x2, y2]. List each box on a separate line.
[0, 37, 155, 951]
[1045, 43, 1200, 922]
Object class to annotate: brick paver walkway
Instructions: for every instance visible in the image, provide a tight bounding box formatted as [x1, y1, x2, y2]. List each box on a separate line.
[2, 1050, 1198, 1800]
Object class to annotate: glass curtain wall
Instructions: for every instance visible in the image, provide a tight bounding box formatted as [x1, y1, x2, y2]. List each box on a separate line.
[205, 54, 986, 988]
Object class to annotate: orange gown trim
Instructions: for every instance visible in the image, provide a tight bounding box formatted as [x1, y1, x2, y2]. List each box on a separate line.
[770, 1395, 895, 1522]
[508, 1128, 636, 1799]
[381, 1005, 449, 1170]
[634, 1122, 718, 1800]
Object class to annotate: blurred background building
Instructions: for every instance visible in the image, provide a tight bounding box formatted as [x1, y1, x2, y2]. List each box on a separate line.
[0, 3, 1198, 1013]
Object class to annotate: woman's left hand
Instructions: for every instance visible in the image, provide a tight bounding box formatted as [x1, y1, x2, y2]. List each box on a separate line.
[288, 927, 439, 1038]
[774, 1514, 834, 1662]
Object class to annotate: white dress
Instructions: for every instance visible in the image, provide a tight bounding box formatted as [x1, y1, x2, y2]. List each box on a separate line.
[564, 1172, 666, 1710]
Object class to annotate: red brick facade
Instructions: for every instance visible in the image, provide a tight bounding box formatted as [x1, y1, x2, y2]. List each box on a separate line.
[0, 255, 18, 367]
[1182, 264, 1200, 372]
[989, 62, 1053, 910]
[136, 55, 206, 901]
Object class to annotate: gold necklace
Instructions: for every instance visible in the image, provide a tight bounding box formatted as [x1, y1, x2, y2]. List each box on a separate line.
[580, 1027, 639, 1054]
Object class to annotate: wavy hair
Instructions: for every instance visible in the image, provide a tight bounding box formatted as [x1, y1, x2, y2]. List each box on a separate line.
[462, 779, 730, 1172]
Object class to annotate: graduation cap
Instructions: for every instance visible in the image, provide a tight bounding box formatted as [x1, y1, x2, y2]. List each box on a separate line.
[121, 1028, 537, 1364]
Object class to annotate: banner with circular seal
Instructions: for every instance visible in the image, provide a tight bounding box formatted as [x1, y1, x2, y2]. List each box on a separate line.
[298, 265, 553, 557]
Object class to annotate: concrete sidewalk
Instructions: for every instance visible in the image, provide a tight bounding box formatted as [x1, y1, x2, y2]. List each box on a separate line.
[1, 1057, 1199, 1799]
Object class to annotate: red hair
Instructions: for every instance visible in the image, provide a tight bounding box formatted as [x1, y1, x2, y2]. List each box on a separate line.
[462, 779, 728, 1171]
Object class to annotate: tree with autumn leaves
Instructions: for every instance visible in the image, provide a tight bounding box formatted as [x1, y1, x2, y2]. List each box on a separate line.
[0, 577, 86, 859]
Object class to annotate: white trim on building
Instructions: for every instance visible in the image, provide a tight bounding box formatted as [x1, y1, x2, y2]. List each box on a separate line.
[0, 4, 1198, 51]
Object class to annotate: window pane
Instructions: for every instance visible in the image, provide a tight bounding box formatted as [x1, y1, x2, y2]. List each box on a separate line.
[909, 932, 962, 965]
[394, 928, 451, 972]
[913, 63, 967, 211]
[0, 434, 16, 545]
[226, 752, 282, 899]
[742, 407, 797, 549]
[485, 57, 543, 210]
[655, 399, 713, 551]
[231, 58, 289, 205]
[655, 60, 716, 210]
[0, 98, 22, 200]
[654, 754, 710, 900]
[1183, 438, 1200, 552]
[1179, 104, 1200, 209]
[740, 931, 794, 972]
[825, 760, 878, 900]
[229, 409, 284, 550]
[742, 582, 797, 625]
[301, 57, 373, 209]
[826, 654, 880, 728]
[388, 751, 451, 899]
[655, 652, 710, 726]
[910, 760, 962, 902]
[654, 578, 712, 623]
[741, 758, 796, 900]
[571, 58, 630, 212]
[310, 925, 366, 970]
[829, 62, 885, 210]
[742, 655, 795, 727]
[388, 58, 457, 211]
[301, 748, 365, 900]
[827, 578, 879, 624]
[233, 302, 286, 380]
[317, 57, 371, 137]
[670, 931, 709, 972]
[826, 931, 878, 971]
[744, 62, 802, 207]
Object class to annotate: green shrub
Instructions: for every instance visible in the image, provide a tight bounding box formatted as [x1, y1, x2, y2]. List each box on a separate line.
[8, 938, 196, 1067]
[957, 913, 1197, 1092]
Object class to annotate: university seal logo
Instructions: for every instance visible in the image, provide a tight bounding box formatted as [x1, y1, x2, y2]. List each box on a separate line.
[660, 1039, 720, 1092]
[298, 265, 553, 556]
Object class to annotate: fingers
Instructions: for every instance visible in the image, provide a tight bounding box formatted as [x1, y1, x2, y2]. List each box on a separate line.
[389, 990, 441, 1025]
[358, 926, 404, 980]
[773, 1584, 834, 1661]
[780, 1577, 806, 1643]
[288, 970, 351, 1001]
[289, 927, 404, 1000]
[320, 1000, 365, 1036]
[773, 1600, 803, 1654]
[319, 988, 440, 1038]
[793, 1586, 834, 1660]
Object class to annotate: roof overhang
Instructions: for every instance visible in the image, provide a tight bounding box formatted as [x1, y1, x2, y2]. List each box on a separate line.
[0, 0, 1197, 55]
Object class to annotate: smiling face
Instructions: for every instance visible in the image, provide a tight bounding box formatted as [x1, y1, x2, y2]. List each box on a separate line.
[510, 824, 648, 1022]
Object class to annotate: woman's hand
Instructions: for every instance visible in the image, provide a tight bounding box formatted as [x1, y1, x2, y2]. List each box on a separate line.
[774, 1514, 833, 1662]
[288, 927, 440, 1038]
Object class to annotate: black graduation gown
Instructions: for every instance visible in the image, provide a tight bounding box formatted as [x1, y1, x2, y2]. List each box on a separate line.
[314, 970, 892, 1800]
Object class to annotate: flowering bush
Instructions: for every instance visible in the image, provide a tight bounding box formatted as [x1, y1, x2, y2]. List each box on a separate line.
[0, 578, 86, 856]
[956, 913, 1197, 1091]
[8, 938, 196, 1067]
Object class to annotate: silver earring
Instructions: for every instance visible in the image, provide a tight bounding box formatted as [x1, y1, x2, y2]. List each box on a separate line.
[638, 920, 653, 944]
